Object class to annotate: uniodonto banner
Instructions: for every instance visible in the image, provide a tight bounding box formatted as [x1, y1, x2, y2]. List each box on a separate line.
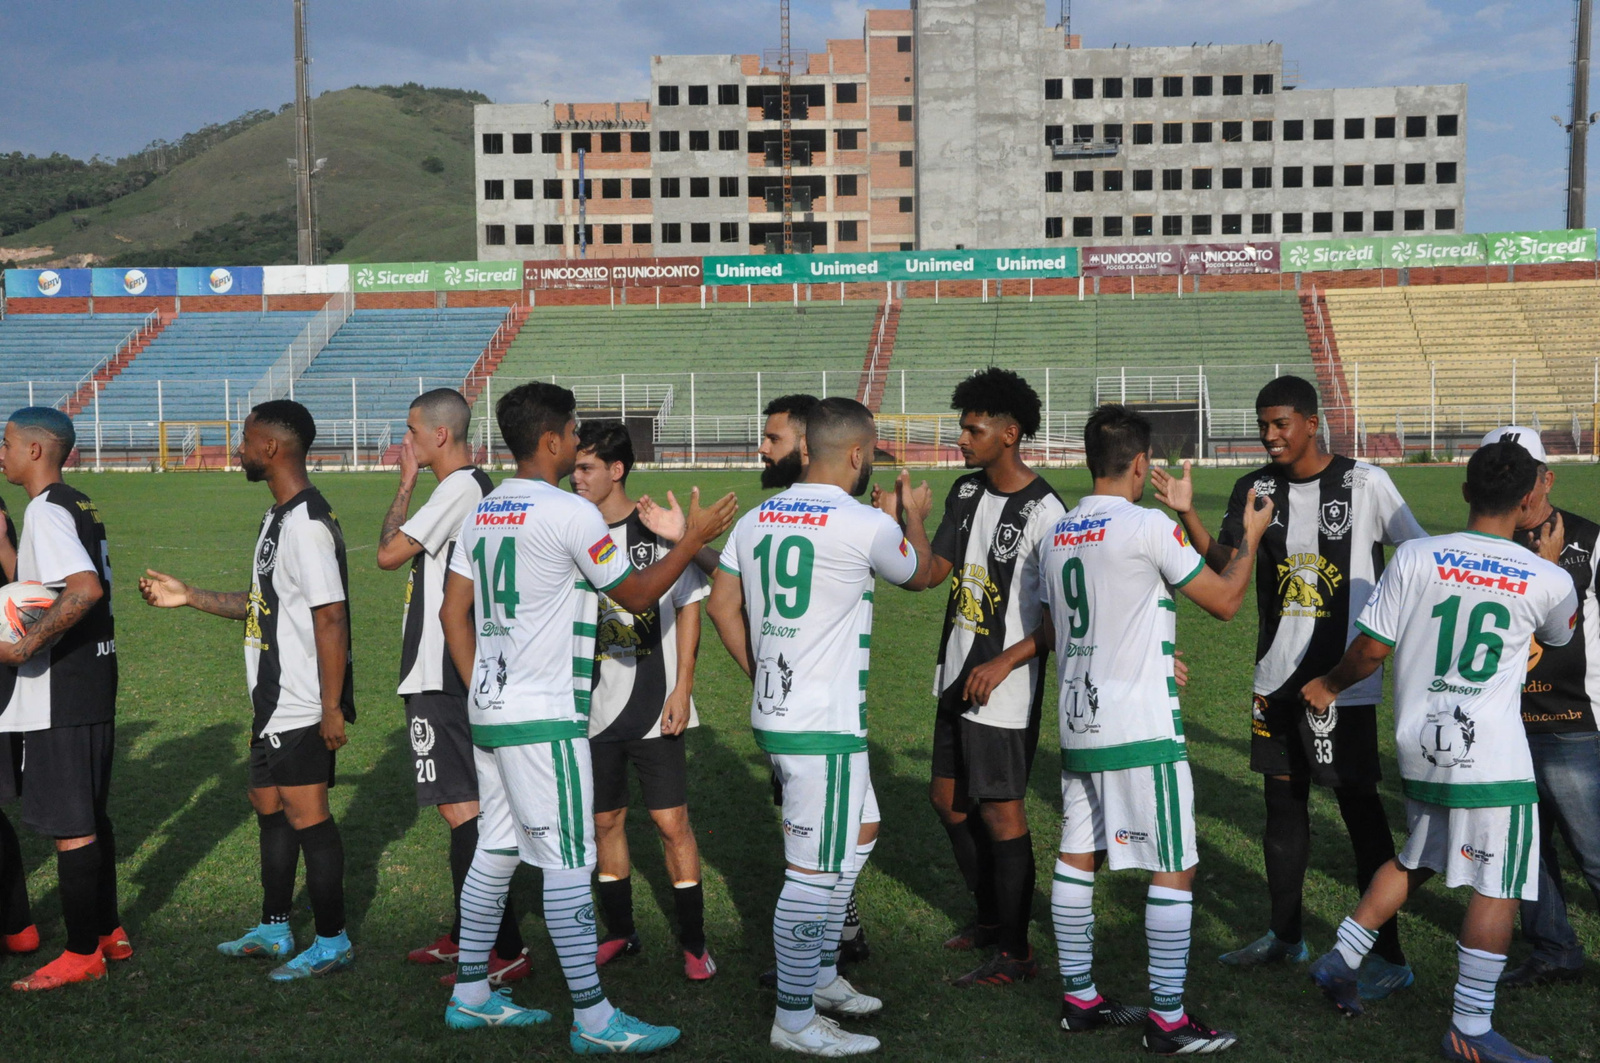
[352, 261, 521, 292]
[524, 257, 704, 289]
[701, 248, 1078, 285]
[1080, 243, 1281, 276]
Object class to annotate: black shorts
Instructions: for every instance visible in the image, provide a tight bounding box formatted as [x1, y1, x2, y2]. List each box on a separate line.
[591, 735, 688, 813]
[19, 722, 115, 838]
[931, 702, 1041, 802]
[1249, 695, 1381, 788]
[0, 732, 20, 805]
[405, 692, 478, 807]
[248, 723, 336, 791]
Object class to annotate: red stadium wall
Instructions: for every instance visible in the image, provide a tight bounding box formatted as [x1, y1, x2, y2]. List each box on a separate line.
[5, 298, 91, 314]
[355, 293, 437, 309]
[446, 290, 523, 308]
[267, 294, 333, 311]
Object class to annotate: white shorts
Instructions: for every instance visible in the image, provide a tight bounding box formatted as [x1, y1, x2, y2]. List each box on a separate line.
[476, 739, 596, 871]
[1060, 760, 1197, 873]
[1397, 799, 1539, 901]
[772, 751, 869, 873]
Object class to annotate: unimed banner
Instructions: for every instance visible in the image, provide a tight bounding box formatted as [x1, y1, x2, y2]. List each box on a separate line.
[524, 257, 704, 289]
[3, 268, 92, 298]
[176, 266, 264, 296]
[1080, 245, 1182, 277]
[702, 248, 1078, 286]
[353, 261, 520, 292]
[1484, 229, 1597, 265]
[91, 267, 178, 297]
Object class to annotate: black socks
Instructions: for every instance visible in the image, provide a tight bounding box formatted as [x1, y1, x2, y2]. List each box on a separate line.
[57, 842, 101, 955]
[259, 810, 299, 924]
[1335, 787, 1404, 965]
[93, 813, 121, 936]
[674, 882, 706, 956]
[943, 815, 1000, 928]
[296, 818, 345, 939]
[1263, 776, 1311, 944]
[0, 810, 29, 935]
[597, 875, 635, 939]
[991, 833, 1035, 956]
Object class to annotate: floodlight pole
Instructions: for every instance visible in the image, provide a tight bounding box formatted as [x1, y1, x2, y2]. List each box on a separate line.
[293, 0, 321, 265]
[1571, 0, 1593, 228]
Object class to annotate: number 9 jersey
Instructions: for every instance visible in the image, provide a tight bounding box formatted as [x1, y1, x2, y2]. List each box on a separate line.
[1356, 531, 1577, 808]
[719, 483, 919, 754]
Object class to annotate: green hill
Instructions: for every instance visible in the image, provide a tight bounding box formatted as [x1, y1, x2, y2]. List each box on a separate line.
[2, 84, 483, 267]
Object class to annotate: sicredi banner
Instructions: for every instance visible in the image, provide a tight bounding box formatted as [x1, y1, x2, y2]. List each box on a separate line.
[353, 261, 520, 292]
[3, 268, 92, 298]
[1179, 242, 1281, 274]
[1080, 245, 1182, 277]
[176, 266, 265, 296]
[701, 248, 1078, 285]
[524, 257, 704, 289]
[1484, 229, 1597, 265]
[1280, 238, 1384, 272]
[1380, 234, 1486, 269]
[90, 267, 178, 297]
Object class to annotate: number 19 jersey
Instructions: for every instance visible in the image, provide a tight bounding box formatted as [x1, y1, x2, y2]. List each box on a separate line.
[719, 484, 919, 755]
[449, 478, 632, 747]
[1356, 531, 1577, 807]
[1038, 495, 1206, 772]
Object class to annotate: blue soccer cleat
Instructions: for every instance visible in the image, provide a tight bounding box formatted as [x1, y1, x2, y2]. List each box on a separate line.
[1441, 1026, 1551, 1063]
[1358, 955, 1415, 1001]
[1309, 950, 1363, 1016]
[446, 987, 552, 1029]
[570, 1010, 682, 1055]
[217, 923, 294, 960]
[268, 933, 354, 982]
[1218, 930, 1309, 967]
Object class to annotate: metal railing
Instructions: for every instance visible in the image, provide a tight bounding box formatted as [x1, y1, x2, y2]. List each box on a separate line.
[55, 307, 162, 410]
[245, 288, 353, 407]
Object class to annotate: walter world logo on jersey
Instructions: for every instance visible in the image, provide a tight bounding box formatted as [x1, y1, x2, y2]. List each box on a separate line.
[409, 716, 436, 756]
[756, 654, 794, 715]
[1420, 705, 1476, 768]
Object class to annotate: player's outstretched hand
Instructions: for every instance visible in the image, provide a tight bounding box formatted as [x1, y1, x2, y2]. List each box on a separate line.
[1151, 460, 1194, 514]
[871, 479, 900, 520]
[1300, 675, 1336, 716]
[1531, 511, 1565, 563]
[962, 656, 1013, 706]
[637, 491, 687, 542]
[1240, 488, 1274, 542]
[901, 473, 934, 526]
[397, 434, 419, 486]
[320, 712, 348, 751]
[140, 569, 190, 608]
[684, 488, 739, 546]
[1173, 649, 1188, 689]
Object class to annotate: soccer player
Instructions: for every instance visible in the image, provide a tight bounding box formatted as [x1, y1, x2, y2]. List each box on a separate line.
[0, 408, 126, 991]
[708, 396, 932, 1056]
[1477, 427, 1600, 990]
[978, 404, 1267, 1051]
[139, 400, 355, 981]
[1303, 441, 1576, 1063]
[0, 492, 36, 962]
[437, 382, 732, 1051]
[376, 389, 528, 983]
[898, 367, 1065, 987]
[570, 421, 716, 981]
[1153, 375, 1424, 995]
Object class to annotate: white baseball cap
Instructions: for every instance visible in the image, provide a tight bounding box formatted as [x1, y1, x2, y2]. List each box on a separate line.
[1480, 425, 1548, 464]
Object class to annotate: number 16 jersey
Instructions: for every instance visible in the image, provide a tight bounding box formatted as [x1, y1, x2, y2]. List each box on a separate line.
[719, 484, 919, 755]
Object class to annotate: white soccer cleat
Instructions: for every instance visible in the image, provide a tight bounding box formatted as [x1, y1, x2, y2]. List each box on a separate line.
[770, 1014, 881, 1056]
[812, 976, 884, 1017]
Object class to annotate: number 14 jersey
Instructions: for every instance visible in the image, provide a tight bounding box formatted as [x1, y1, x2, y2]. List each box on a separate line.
[720, 484, 918, 755]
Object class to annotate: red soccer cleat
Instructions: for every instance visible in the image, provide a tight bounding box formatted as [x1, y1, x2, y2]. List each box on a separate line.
[595, 933, 642, 966]
[407, 933, 459, 965]
[3, 924, 40, 955]
[11, 948, 106, 991]
[438, 947, 532, 987]
[98, 927, 133, 962]
[684, 947, 718, 981]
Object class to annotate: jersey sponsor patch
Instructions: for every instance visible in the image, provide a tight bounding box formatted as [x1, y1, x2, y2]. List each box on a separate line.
[588, 536, 618, 566]
[899, 537, 910, 557]
[1173, 525, 1190, 548]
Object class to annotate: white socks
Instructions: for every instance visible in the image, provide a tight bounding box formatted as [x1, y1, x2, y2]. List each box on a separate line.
[1335, 916, 1378, 971]
[452, 849, 519, 1008]
[1146, 885, 1192, 1024]
[817, 840, 875, 989]
[1452, 942, 1505, 1037]
[546, 865, 615, 1034]
[773, 870, 838, 1033]
[1051, 861, 1097, 1002]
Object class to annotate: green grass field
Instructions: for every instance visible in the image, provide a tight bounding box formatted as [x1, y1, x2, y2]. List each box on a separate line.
[3, 464, 1597, 1062]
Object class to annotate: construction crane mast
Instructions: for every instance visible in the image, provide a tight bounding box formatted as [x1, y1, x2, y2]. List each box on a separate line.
[292, 0, 322, 265]
[1569, 0, 1593, 228]
[780, 0, 795, 254]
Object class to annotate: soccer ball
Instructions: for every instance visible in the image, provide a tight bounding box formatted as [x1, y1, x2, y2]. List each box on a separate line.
[0, 582, 57, 643]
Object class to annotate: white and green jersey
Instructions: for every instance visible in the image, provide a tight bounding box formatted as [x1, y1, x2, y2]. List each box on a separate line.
[1038, 495, 1206, 772]
[448, 478, 632, 747]
[719, 483, 919, 755]
[1356, 531, 1578, 808]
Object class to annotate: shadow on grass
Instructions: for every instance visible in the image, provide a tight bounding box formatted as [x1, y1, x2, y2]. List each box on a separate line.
[334, 722, 425, 937]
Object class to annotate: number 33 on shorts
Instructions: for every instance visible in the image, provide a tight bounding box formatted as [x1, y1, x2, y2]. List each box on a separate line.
[1306, 704, 1337, 765]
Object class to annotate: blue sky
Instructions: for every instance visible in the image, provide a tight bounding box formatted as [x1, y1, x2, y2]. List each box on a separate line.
[0, 0, 1587, 231]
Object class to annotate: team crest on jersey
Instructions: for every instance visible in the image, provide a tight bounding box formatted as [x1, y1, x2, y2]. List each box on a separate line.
[756, 654, 794, 715]
[1065, 672, 1100, 734]
[992, 522, 1024, 562]
[588, 536, 618, 566]
[409, 716, 436, 757]
[255, 537, 278, 576]
[1419, 705, 1476, 768]
[630, 539, 657, 568]
[474, 652, 509, 711]
[958, 480, 981, 500]
[1319, 498, 1353, 541]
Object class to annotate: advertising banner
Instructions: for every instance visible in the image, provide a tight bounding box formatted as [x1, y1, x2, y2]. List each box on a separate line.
[524, 257, 704, 289]
[306, 264, 350, 293]
[262, 265, 307, 295]
[1380, 234, 1486, 269]
[702, 248, 1078, 286]
[3, 268, 93, 298]
[91, 267, 178, 297]
[1080, 245, 1183, 277]
[176, 266, 265, 296]
[1179, 242, 1281, 274]
[352, 261, 519, 292]
[1483, 229, 1597, 265]
[1280, 238, 1384, 272]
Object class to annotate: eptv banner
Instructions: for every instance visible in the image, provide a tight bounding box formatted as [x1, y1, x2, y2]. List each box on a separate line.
[3, 268, 92, 298]
[176, 266, 265, 296]
[353, 261, 520, 292]
[701, 248, 1078, 285]
[91, 267, 178, 297]
[524, 257, 704, 289]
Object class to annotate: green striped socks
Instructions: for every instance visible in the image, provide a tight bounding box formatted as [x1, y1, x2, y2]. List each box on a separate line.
[1146, 885, 1192, 1023]
[773, 870, 837, 1033]
[1452, 943, 1504, 1037]
[1335, 916, 1378, 970]
[1051, 862, 1097, 1002]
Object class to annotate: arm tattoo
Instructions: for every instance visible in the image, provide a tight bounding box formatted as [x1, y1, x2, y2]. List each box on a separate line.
[189, 588, 249, 620]
[16, 588, 96, 657]
[1219, 538, 1254, 584]
[379, 482, 415, 549]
